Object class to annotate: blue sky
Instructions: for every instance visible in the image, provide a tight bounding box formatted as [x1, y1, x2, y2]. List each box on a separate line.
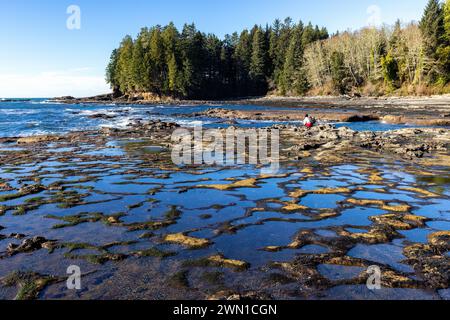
[0, 0, 429, 97]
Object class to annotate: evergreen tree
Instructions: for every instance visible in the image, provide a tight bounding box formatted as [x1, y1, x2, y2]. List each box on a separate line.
[221, 33, 237, 95]
[234, 30, 252, 97]
[330, 51, 347, 94]
[381, 51, 400, 89]
[116, 35, 134, 94]
[268, 19, 281, 79]
[282, 24, 308, 95]
[439, 0, 450, 80]
[420, 0, 444, 58]
[162, 23, 181, 95]
[420, 0, 445, 82]
[250, 27, 268, 94]
[131, 30, 149, 92]
[445, 0, 450, 40]
[274, 18, 294, 91]
[149, 27, 165, 95]
[167, 53, 179, 94]
[108, 12, 442, 99]
[106, 49, 119, 94]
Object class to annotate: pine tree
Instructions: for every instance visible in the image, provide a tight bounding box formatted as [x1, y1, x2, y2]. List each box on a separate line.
[249, 27, 268, 94]
[301, 22, 315, 47]
[445, 0, 450, 40]
[420, 0, 444, 58]
[234, 30, 252, 96]
[131, 30, 148, 92]
[116, 35, 134, 94]
[162, 23, 181, 95]
[148, 27, 165, 95]
[167, 53, 178, 94]
[106, 19, 344, 98]
[330, 51, 347, 93]
[106, 49, 119, 94]
[221, 33, 237, 95]
[282, 24, 308, 95]
[381, 51, 399, 90]
[439, 0, 450, 79]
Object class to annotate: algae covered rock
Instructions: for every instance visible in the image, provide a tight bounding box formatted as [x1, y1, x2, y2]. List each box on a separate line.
[163, 233, 211, 249]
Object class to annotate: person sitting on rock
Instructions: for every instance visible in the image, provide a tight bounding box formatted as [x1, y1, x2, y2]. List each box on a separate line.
[303, 114, 314, 128]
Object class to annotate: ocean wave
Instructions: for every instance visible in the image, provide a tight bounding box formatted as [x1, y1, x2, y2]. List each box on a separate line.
[0, 109, 40, 115]
[99, 116, 136, 129]
[30, 100, 64, 105]
[174, 119, 214, 127]
[0, 129, 57, 138]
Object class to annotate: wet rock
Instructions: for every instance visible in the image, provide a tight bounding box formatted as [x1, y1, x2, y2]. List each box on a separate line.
[19, 184, 45, 195]
[88, 113, 116, 120]
[296, 142, 324, 151]
[370, 214, 418, 230]
[197, 178, 258, 190]
[17, 135, 59, 144]
[394, 144, 429, 159]
[345, 114, 379, 122]
[183, 254, 250, 271]
[208, 290, 272, 301]
[7, 236, 53, 256]
[207, 255, 250, 270]
[398, 187, 439, 198]
[163, 233, 211, 249]
[100, 127, 121, 136]
[316, 130, 340, 140]
[1, 271, 59, 300]
[339, 225, 400, 244]
[337, 126, 356, 138]
[403, 242, 449, 289]
[0, 182, 14, 191]
[428, 231, 450, 249]
[133, 247, 176, 258]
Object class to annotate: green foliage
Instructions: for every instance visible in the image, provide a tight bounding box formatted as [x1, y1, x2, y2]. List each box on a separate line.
[445, 0, 450, 40]
[106, 19, 328, 99]
[330, 51, 347, 94]
[115, 35, 134, 94]
[439, 0, 450, 81]
[282, 24, 308, 95]
[250, 27, 269, 94]
[381, 51, 400, 89]
[420, 0, 444, 58]
[420, 0, 445, 83]
[105, 1, 450, 98]
[105, 49, 119, 93]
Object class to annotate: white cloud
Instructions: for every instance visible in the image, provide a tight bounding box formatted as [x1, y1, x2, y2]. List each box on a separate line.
[0, 69, 110, 98]
[367, 5, 382, 27]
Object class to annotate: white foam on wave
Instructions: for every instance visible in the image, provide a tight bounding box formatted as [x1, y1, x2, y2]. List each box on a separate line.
[30, 100, 64, 105]
[4, 129, 57, 138]
[99, 116, 136, 129]
[174, 119, 214, 127]
[0, 109, 40, 115]
[76, 109, 120, 117]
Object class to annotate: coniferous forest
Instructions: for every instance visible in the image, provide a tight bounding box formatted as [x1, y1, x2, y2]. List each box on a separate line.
[106, 0, 450, 99]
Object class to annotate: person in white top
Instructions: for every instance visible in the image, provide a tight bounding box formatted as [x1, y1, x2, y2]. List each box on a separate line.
[303, 114, 313, 128]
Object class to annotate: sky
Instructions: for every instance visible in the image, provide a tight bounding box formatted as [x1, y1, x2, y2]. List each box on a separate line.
[0, 0, 429, 98]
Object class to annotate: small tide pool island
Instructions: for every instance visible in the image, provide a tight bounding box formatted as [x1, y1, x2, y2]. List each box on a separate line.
[0, 0, 449, 306]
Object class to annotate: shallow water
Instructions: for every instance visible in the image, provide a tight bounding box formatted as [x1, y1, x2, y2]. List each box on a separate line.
[0, 135, 448, 300]
[0, 99, 438, 137]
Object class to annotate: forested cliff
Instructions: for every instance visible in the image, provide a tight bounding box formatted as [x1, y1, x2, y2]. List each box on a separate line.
[106, 0, 450, 99]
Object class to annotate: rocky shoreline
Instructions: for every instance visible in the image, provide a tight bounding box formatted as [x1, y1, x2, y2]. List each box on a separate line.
[2, 119, 449, 164]
[0, 120, 449, 299]
[2, 93, 450, 300]
[51, 94, 450, 127]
